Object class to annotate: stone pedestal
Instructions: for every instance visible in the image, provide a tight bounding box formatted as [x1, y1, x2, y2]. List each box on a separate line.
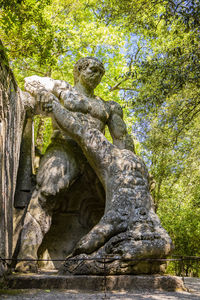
[6, 273, 186, 292]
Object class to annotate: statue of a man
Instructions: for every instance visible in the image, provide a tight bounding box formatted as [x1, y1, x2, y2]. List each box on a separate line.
[15, 57, 135, 272]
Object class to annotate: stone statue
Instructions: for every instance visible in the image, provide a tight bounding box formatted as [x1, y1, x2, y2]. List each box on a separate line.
[15, 57, 173, 274]
[15, 57, 135, 272]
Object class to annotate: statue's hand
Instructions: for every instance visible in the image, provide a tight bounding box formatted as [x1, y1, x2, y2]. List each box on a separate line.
[36, 91, 58, 113]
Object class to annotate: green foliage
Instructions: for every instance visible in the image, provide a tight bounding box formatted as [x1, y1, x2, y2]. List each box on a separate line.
[155, 117, 200, 256]
[100, 0, 200, 264]
[34, 116, 53, 154]
[0, 0, 130, 150]
[0, 0, 128, 91]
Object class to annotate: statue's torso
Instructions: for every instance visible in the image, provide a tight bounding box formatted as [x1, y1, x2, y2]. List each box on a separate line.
[59, 87, 110, 133]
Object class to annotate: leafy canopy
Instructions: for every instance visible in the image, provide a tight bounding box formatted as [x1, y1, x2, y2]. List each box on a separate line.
[100, 0, 200, 261]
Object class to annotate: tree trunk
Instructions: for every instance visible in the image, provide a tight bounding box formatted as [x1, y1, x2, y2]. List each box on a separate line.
[0, 41, 25, 276]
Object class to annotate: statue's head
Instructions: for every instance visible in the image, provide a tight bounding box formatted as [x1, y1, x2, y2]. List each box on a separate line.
[73, 57, 105, 90]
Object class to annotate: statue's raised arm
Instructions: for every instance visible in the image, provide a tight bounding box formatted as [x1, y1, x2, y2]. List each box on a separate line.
[24, 75, 71, 98]
[24, 75, 71, 115]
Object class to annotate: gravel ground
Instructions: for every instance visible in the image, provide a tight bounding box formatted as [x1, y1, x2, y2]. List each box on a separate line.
[0, 277, 200, 300]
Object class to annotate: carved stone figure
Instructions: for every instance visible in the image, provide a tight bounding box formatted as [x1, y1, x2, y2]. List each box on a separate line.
[50, 96, 173, 275]
[15, 57, 173, 274]
[15, 57, 135, 272]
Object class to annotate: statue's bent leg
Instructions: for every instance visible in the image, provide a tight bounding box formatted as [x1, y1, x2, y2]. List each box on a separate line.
[15, 190, 51, 273]
[15, 142, 80, 272]
[72, 130, 172, 258]
[73, 208, 128, 255]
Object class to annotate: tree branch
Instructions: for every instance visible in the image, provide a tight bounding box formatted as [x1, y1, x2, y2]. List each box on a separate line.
[110, 45, 141, 91]
[110, 77, 130, 91]
[19, 65, 47, 76]
[111, 86, 139, 92]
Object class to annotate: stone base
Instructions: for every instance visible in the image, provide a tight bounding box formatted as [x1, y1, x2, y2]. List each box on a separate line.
[5, 273, 186, 292]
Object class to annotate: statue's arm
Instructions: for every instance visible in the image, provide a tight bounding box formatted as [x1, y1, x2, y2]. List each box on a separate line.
[24, 75, 70, 98]
[107, 101, 135, 152]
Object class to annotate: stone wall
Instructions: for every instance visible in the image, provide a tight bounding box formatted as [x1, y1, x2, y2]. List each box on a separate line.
[0, 41, 25, 276]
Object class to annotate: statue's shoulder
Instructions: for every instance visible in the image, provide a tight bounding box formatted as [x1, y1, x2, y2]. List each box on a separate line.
[94, 97, 123, 118]
[94, 95, 103, 101]
[95, 96, 112, 111]
[54, 79, 72, 91]
[107, 100, 123, 117]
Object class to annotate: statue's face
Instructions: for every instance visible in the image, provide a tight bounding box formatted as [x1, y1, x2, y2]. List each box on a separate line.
[78, 60, 104, 90]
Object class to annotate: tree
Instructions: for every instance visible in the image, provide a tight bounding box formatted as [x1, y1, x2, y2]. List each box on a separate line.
[99, 0, 200, 261]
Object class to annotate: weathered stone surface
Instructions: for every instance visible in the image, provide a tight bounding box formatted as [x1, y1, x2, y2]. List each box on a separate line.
[0, 41, 25, 276]
[15, 58, 134, 273]
[37, 160, 105, 270]
[6, 273, 186, 292]
[0, 40, 36, 276]
[14, 117, 33, 209]
[14, 57, 173, 275]
[52, 98, 172, 275]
